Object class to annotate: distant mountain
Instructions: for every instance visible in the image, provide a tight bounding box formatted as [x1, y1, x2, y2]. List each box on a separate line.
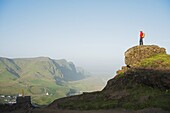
[0, 57, 85, 82]
[0, 57, 88, 105]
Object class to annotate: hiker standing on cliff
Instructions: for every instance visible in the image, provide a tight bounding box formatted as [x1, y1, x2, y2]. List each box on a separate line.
[139, 31, 145, 45]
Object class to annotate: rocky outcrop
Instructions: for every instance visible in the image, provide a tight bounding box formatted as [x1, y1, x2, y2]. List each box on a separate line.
[48, 45, 170, 111]
[125, 45, 166, 66]
[117, 45, 167, 75]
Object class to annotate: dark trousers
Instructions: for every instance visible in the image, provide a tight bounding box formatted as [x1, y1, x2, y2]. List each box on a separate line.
[139, 38, 143, 45]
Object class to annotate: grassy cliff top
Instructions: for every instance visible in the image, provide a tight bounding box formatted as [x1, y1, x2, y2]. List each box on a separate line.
[136, 54, 170, 69]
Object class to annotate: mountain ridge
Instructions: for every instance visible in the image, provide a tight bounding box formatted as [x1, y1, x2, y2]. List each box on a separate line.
[0, 57, 89, 105]
[0, 57, 85, 81]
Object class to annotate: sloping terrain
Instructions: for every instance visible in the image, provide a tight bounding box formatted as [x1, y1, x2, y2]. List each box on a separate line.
[0, 57, 89, 105]
[48, 45, 170, 111]
[0, 57, 85, 82]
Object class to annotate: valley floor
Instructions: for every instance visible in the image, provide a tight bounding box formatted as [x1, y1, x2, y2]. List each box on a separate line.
[2, 108, 170, 113]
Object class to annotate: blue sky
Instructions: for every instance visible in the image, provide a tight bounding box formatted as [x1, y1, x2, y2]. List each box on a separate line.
[0, 0, 170, 75]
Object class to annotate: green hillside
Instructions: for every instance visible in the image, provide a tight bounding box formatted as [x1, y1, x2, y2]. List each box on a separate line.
[0, 57, 106, 105]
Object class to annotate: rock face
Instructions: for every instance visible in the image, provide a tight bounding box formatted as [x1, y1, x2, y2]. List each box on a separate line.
[125, 45, 166, 66]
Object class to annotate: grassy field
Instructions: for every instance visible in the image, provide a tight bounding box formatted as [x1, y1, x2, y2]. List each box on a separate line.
[0, 75, 108, 105]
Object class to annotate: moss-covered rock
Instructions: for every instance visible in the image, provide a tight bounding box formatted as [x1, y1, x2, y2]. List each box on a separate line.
[125, 45, 166, 66]
[137, 54, 170, 70]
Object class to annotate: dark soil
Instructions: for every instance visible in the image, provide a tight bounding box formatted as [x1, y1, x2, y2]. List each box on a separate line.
[2, 108, 170, 113]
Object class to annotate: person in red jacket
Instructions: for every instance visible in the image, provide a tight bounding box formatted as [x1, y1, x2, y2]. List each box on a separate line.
[139, 31, 144, 45]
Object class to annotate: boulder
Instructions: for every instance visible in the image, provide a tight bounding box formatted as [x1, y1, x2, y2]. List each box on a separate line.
[125, 45, 166, 66]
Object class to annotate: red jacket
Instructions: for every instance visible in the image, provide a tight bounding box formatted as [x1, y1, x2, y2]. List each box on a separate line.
[140, 31, 143, 38]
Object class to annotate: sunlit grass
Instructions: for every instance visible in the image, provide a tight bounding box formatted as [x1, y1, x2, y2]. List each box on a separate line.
[138, 54, 170, 69]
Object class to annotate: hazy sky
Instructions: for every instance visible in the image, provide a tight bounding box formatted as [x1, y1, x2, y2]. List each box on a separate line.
[0, 0, 170, 75]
